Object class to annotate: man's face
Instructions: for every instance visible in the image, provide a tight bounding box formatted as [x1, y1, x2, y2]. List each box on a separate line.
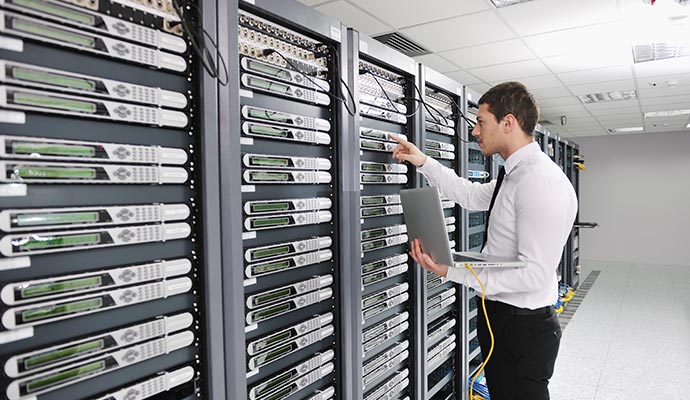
[471, 103, 504, 156]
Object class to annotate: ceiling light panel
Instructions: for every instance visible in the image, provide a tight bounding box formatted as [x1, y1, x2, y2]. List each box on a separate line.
[607, 127, 644, 133]
[578, 90, 637, 104]
[632, 43, 690, 63]
[644, 109, 690, 117]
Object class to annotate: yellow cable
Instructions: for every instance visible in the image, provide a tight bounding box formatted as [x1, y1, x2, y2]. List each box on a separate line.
[465, 263, 494, 400]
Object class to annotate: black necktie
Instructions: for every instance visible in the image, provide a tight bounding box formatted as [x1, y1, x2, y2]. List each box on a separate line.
[483, 166, 506, 250]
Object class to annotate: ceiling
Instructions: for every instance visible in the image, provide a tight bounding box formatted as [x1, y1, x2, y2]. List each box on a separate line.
[298, 0, 690, 137]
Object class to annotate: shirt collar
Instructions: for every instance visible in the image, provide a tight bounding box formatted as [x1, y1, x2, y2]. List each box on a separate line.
[504, 141, 541, 175]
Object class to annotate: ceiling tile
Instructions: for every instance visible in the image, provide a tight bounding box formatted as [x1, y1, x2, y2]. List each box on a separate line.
[635, 73, 690, 89]
[640, 94, 690, 107]
[522, 22, 623, 58]
[585, 103, 641, 115]
[439, 40, 535, 69]
[497, 0, 619, 36]
[633, 56, 690, 78]
[468, 60, 549, 82]
[638, 85, 690, 99]
[469, 83, 492, 95]
[542, 50, 632, 73]
[400, 11, 515, 53]
[349, 0, 488, 29]
[414, 54, 460, 73]
[558, 65, 634, 85]
[571, 130, 609, 137]
[538, 96, 582, 108]
[539, 104, 588, 114]
[530, 86, 572, 99]
[566, 79, 637, 95]
[315, 1, 393, 36]
[445, 70, 484, 85]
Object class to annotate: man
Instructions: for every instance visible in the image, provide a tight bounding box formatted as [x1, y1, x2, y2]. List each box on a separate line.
[390, 82, 577, 400]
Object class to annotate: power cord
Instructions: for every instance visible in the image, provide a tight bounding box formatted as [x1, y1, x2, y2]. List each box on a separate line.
[465, 263, 494, 400]
[171, 0, 228, 85]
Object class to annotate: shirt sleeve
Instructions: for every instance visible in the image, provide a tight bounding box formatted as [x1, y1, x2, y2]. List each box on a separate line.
[417, 157, 495, 211]
[445, 175, 574, 298]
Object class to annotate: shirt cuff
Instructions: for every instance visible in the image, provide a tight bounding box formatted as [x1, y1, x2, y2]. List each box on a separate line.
[445, 265, 468, 286]
[417, 155, 441, 175]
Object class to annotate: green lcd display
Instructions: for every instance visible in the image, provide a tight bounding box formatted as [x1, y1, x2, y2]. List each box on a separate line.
[425, 150, 440, 157]
[362, 163, 385, 172]
[363, 273, 383, 285]
[250, 156, 289, 167]
[255, 370, 295, 397]
[252, 245, 291, 260]
[23, 339, 104, 370]
[254, 302, 291, 320]
[247, 59, 291, 80]
[362, 208, 385, 217]
[20, 298, 102, 322]
[361, 141, 384, 150]
[11, 141, 96, 158]
[13, 18, 95, 47]
[253, 288, 292, 307]
[15, 211, 100, 227]
[251, 172, 289, 181]
[248, 77, 290, 94]
[16, 233, 101, 251]
[13, 91, 97, 112]
[13, 0, 96, 25]
[249, 124, 289, 138]
[265, 385, 294, 400]
[362, 229, 385, 240]
[253, 330, 292, 353]
[362, 261, 386, 274]
[363, 304, 385, 319]
[426, 141, 440, 149]
[255, 343, 293, 365]
[25, 360, 105, 393]
[362, 197, 385, 206]
[251, 217, 290, 228]
[252, 260, 291, 275]
[20, 276, 102, 299]
[15, 166, 96, 179]
[250, 202, 291, 213]
[248, 108, 290, 123]
[363, 293, 386, 308]
[362, 175, 385, 183]
[361, 130, 385, 140]
[11, 66, 96, 91]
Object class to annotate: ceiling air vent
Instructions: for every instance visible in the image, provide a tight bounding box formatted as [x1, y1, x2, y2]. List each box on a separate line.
[372, 32, 431, 57]
[632, 43, 690, 63]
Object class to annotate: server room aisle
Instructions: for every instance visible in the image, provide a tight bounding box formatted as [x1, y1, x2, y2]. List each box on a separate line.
[549, 261, 690, 399]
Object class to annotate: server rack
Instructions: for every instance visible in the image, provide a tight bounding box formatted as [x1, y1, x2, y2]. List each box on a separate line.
[352, 30, 419, 400]
[0, 0, 223, 398]
[231, 2, 349, 400]
[564, 140, 580, 289]
[459, 87, 492, 400]
[419, 66, 463, 400]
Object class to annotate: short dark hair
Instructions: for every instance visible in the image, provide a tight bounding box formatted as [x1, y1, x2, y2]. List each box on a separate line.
[478, 82, 539, 136]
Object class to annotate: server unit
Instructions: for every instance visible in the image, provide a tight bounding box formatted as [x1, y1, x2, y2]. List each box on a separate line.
[235, 3, 345, 400]
[353, 31, 419, 400]
[0, 0, 219, 398]
[419, 66, 464, 400]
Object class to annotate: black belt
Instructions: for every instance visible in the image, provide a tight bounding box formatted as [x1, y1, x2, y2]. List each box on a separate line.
[478, 298, 553, 316]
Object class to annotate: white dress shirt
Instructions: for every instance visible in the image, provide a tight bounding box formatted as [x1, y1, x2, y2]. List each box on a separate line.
[417, 141, 578, 309]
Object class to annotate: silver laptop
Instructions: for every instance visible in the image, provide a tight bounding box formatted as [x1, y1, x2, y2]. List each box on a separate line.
[400, 187, 526, 269]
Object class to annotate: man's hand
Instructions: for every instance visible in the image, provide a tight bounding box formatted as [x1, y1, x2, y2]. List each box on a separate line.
[390, 134, 427, 167]
[410, 239, 449, 278]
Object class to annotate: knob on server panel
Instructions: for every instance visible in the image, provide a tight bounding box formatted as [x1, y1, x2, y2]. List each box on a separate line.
[0, 0, 207, 399]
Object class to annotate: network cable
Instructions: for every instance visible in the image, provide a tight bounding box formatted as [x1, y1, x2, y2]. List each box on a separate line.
[465, 263, 494, 400]
[171, 0, 229, 85]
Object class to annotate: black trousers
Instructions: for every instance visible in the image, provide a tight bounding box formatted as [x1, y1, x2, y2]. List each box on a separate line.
[475, 298, 562, 400]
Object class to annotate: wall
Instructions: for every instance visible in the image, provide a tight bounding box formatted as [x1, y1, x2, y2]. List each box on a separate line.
[575, 131, 690, 266]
